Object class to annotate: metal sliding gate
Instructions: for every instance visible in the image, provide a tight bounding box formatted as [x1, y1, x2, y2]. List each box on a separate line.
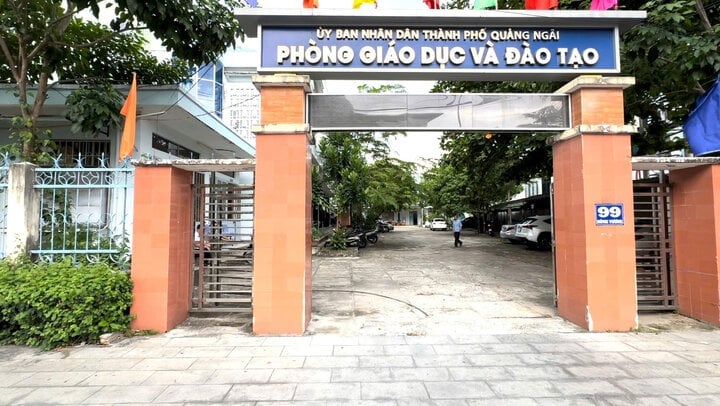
[633, 177, 675, 311]
[192, 181, 254, 314]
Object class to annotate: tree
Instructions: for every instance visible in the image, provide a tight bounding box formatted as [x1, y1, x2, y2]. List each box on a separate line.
[365, 158, 418, 223]
[0, 0, 244, 162]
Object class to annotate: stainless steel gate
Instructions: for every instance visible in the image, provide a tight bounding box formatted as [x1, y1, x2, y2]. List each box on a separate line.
[192, 181, 254, 314]
[633, 176, 675, 311]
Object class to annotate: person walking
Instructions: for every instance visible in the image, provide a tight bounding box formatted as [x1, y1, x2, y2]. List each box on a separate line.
[452, 215, 463, 247]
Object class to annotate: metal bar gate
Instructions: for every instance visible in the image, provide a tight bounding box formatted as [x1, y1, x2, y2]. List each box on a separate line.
[192, 182, 254, 314]
[633, 176, 675, 311]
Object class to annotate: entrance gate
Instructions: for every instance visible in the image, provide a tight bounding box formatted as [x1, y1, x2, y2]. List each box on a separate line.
[191, 181, 254, 314]
[634, 177, 675, 311]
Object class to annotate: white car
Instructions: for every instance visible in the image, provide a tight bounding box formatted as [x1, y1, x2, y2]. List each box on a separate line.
[430, 218, 448, 231]
[515, 215, 553, 250]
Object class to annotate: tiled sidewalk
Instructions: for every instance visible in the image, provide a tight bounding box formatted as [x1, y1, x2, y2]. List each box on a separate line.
[2, 329, 720, 404]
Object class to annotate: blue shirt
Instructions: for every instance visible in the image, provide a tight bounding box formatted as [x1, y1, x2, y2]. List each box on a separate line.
[452, 219, 462, 232]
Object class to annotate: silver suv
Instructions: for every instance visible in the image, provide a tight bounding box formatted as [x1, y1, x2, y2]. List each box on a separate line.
[515, 215, 552, 250]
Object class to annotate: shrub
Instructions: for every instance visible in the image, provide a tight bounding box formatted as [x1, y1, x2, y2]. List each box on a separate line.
[0, 257, 133, 350]
[327, 228, 348, 250]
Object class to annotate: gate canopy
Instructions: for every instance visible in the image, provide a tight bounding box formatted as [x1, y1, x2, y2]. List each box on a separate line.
[309, 93, 570, 132]
[235, 9, 646, 81]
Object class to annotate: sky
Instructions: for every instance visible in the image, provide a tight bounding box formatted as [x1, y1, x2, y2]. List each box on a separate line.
[256, 0, 445, 165]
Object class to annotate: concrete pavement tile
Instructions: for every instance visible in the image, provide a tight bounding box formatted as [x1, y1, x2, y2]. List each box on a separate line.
[515, 353, 580, 365]
[281, 345, 334, 356]
[245, 356, 305, 369]
[303, 356, 360, 368]
[228, 345, 283, 357]
[551, 379, 625, 396]
[214, 335, 267, 346]
[432, 344, 485, 355]
[0, 372, 35, 387]
[495, 333, 571, 343]
[15, 371, 93, 386]
[413, 355, 471, 367]
[571, 352, 633, 364]
[598, 395, 684, 405]
[224, 383, 296, 401]
[11, 386, 100, 405]
[0, 387, 35, 404]
[132, 358, 196, 371]
[534, 398, 596, 405]
[361, 382, 428, 399]
[672, 376, 720, 394]
[174, 346, 234, 358]
[205, 368, 272, 384]
[488, 380, 560, 397]
[122, 346, 182, 358]
[263, 336, 314, 346]
[669, 394, 720, 405]
[163, 337, 220, 347]
[256, 402, 325, 406]
[448, 366, 511, 380]
[331, 368, 393, 382]
[390, 367, 450, 381]
[152, 384, 232, 403]
[614, 378, 696, 396]
[621, 351, 689, 363]
[141, 369, 214, 385]
[7, 358, 88, 372]
[67, 357, 141, 371]
[65, 346, 131, 358]
[675, 350, 720, 363]
[685, 362, 720, 376]
[333, 345, 385, 356]
[481, 343, 537, 354]
[624, 339, 704, 352]
[425, 381, 495, 399]
[80, 370, 155, 386]
[468, 399, 539, 405]
[576, 341, 637, 352]
[188, 357, 251, 370]
[359, 355, 414, 367]
[620, 362, 714, 378]
[309, 335, 360, 346]
[449, 335, 502, 344]
[530, 342, 587, 353]
[382, 344, 436, 355]
[81, 385, 166, 404]
[465, 354, 525, 367]
[565, 365, 632, 379]
[293, 382, 362, 401]
[508, 365, 572, 379]
[403, 335, 454, 345]
[358, 336, 406, 345]
[270, 368, 332, 383]
[399, 400, 469, 406]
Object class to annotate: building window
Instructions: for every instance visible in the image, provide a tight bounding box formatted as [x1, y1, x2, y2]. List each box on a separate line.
[152, 133, 199, 159]
[53, 140, 111, 168]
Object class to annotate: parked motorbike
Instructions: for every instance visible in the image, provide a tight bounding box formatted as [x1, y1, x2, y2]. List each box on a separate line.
[365, 226, 379, 244]
[345, 228, 368, 248]
[377, 220, 394, 232]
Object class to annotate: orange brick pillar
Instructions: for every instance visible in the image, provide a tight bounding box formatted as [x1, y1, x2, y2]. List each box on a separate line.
[130, 164, 193, 332]
[552, 76, 638, 331]
[669, 165, 720, 325]
[252, 74, 312, 334]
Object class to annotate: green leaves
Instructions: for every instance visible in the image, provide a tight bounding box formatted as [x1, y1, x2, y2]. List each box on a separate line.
[0, 258, 133, 350]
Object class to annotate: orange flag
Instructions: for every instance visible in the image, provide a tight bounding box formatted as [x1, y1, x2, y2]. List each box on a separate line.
[525, 0, 558, 9]
[118, 72, 137, 162]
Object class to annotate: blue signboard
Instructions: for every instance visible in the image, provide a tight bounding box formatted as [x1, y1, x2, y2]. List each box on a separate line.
[595, 203, 624, 226]
[260, 26, 619, 78]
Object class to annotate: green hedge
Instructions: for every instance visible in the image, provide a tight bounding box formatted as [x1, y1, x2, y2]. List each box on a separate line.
[0, 258, 133, 350]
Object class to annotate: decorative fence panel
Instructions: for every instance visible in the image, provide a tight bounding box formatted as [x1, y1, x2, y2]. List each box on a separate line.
[32, 155, 134, 270]
[0, 154, 8, 258]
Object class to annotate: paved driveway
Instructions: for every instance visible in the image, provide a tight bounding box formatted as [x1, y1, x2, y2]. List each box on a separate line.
[309, 225, 584, 336]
